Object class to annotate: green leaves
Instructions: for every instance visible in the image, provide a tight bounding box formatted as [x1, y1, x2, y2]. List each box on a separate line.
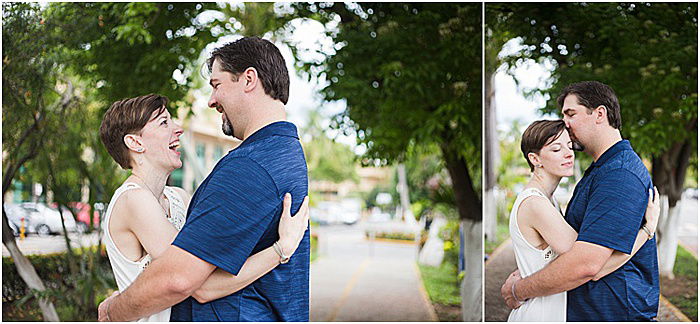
[489, 3, 698, 159]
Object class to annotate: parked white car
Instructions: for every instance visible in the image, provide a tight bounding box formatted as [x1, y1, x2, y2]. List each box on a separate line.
[6, 202, 77, 236]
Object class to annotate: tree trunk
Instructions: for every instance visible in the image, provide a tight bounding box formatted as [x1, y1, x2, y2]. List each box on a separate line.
[483, 68, 498, 242]
[440, 145, 482, 322]
[441, 146, 482, 221]
[2, 206, 60, 321]
[396, 163, 416, 225]
[460, 218, 482, 321]
[652, 139, 692, 278]
[656, 196, 682, 279]
[0, 85, 73, 321]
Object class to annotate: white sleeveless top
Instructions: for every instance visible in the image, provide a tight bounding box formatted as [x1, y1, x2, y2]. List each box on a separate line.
[102, 182, 187, 322]
[507, 187, 567, 322]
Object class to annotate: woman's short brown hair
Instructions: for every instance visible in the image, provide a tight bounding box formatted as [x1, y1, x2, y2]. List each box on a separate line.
[520, 120, 567, 171]
[99, 94, 168, 169]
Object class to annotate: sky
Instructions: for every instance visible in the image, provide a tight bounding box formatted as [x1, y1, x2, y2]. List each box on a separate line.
[494, 38, 559, 137]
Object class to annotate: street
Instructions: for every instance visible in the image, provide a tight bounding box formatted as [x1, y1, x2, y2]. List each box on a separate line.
[310, 222, 437, 322]
[2, 232, 100, 257]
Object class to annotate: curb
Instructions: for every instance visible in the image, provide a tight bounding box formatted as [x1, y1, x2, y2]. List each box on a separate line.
[660, 294, 692, 322]
[484, 238, 512, 268]
[366, 237, 417, 245]
[414, 263, 440, 322]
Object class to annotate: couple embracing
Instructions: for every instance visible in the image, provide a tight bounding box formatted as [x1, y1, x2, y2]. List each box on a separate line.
[502, 81, 661, 322]
[97, 37, 310, 322]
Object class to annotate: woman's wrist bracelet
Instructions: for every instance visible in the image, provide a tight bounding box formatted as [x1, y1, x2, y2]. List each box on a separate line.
[642, 225, 654, 240]
[511, 279, 526, 303]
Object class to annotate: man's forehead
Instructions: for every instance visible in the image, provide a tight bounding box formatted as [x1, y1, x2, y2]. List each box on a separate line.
[561, 94, 583, 111]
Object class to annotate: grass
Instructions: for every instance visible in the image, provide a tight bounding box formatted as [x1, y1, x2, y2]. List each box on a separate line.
[484, 222, 509, 255]
[310, 233, 318, 262]
[662, 245, 698, 321]
[418, 262, 462, 321]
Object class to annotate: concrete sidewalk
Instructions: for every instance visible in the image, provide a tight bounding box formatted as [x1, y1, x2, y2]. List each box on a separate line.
[310, 224, 437, 322]
[484, 239, 687, 322]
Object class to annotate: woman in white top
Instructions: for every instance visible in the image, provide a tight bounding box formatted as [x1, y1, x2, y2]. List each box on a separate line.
[506, 120, 659, 322]
[99, 94, 310, 321]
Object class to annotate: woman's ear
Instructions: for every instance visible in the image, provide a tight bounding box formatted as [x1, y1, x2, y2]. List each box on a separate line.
[124, 134, 145, 153]
[528, 152, 541, 169]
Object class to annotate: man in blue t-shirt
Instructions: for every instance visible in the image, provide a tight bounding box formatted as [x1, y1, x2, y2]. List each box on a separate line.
[98, 37, 309, 321]
[501, 81, 659, 321]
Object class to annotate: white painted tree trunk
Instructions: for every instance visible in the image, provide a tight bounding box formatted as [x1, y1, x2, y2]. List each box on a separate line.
[460, 218, 482, 322]
[3, 240, 60, 321]
[483, 189, 497, 242]
[657, 195, 682, 279]
[483, 69, 498, 242]
[397, 164, 416, 226]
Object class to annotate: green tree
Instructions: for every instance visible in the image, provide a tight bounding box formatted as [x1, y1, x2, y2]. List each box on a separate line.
[2, 3, 219, 319]
[487, 2, 697, 277]
[303, 110, 359, 183]
[289, 3, 483, 320]
[44, 2, 218, 106]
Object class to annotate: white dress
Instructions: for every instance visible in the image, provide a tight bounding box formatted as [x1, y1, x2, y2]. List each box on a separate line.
[507, 187, 567, 322]
[102, 183, 187, 322]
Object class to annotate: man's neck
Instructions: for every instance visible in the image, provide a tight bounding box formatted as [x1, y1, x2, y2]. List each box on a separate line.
[241, 100, 287, 140]
[590, 129, 623, 162]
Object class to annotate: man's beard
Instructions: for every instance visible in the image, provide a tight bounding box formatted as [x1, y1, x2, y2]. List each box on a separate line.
[222, 114, 234, 137]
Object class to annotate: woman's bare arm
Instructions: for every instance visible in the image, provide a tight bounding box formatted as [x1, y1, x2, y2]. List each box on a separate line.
[126, 188, 310, 303]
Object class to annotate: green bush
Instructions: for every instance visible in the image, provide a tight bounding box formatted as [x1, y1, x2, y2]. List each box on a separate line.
[2, 247, 116, 321]
[367, 231, 416, 241]
[439, 220, 461, 269]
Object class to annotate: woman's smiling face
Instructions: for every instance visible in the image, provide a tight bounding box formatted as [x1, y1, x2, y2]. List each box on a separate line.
[137, 108, 184, 172]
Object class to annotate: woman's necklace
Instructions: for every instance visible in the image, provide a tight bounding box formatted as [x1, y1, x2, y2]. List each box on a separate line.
[132, 173, 170, 218]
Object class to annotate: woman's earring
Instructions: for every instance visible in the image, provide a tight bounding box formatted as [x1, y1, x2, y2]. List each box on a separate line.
[136, 148, 144, 152]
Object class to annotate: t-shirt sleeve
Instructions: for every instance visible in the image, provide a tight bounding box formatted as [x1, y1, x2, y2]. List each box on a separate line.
[172, 157, 280, 275]
[576, 168, 648, 254]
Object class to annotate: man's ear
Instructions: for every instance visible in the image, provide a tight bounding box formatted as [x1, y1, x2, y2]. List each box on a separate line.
[124, 134, 145, 153]
[241, 67, 259, 93]
[527, 152, 541, 169]
[594, 105, 608, 125]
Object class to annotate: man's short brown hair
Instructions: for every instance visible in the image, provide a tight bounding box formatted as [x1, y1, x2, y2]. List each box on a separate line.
[556, 81, 622, 129]
[99, 94, 168, 169]
[207, 36, 290, 104]
[521, 120, 567, 171]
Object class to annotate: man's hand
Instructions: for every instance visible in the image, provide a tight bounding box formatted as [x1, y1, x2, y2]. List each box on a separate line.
[500, 270, 524, 309]
[98, 291, 120, 322]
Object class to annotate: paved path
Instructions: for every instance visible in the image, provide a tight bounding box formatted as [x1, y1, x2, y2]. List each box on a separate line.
[310, 223, 437, 322]
[485, 239, 686, 322]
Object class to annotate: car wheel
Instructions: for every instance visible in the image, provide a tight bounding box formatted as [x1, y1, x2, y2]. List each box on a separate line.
[76, 222, 89, 234]
[36, 224, 51, 237]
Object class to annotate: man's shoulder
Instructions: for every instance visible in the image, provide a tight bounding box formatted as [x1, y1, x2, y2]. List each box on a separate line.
[596, 148, 650, 185]
[243, 136, 307, 176]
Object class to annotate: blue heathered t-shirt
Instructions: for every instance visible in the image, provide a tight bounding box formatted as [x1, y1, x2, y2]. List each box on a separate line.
[170, 121, 309, 322]
[565, 140, 659, 321]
